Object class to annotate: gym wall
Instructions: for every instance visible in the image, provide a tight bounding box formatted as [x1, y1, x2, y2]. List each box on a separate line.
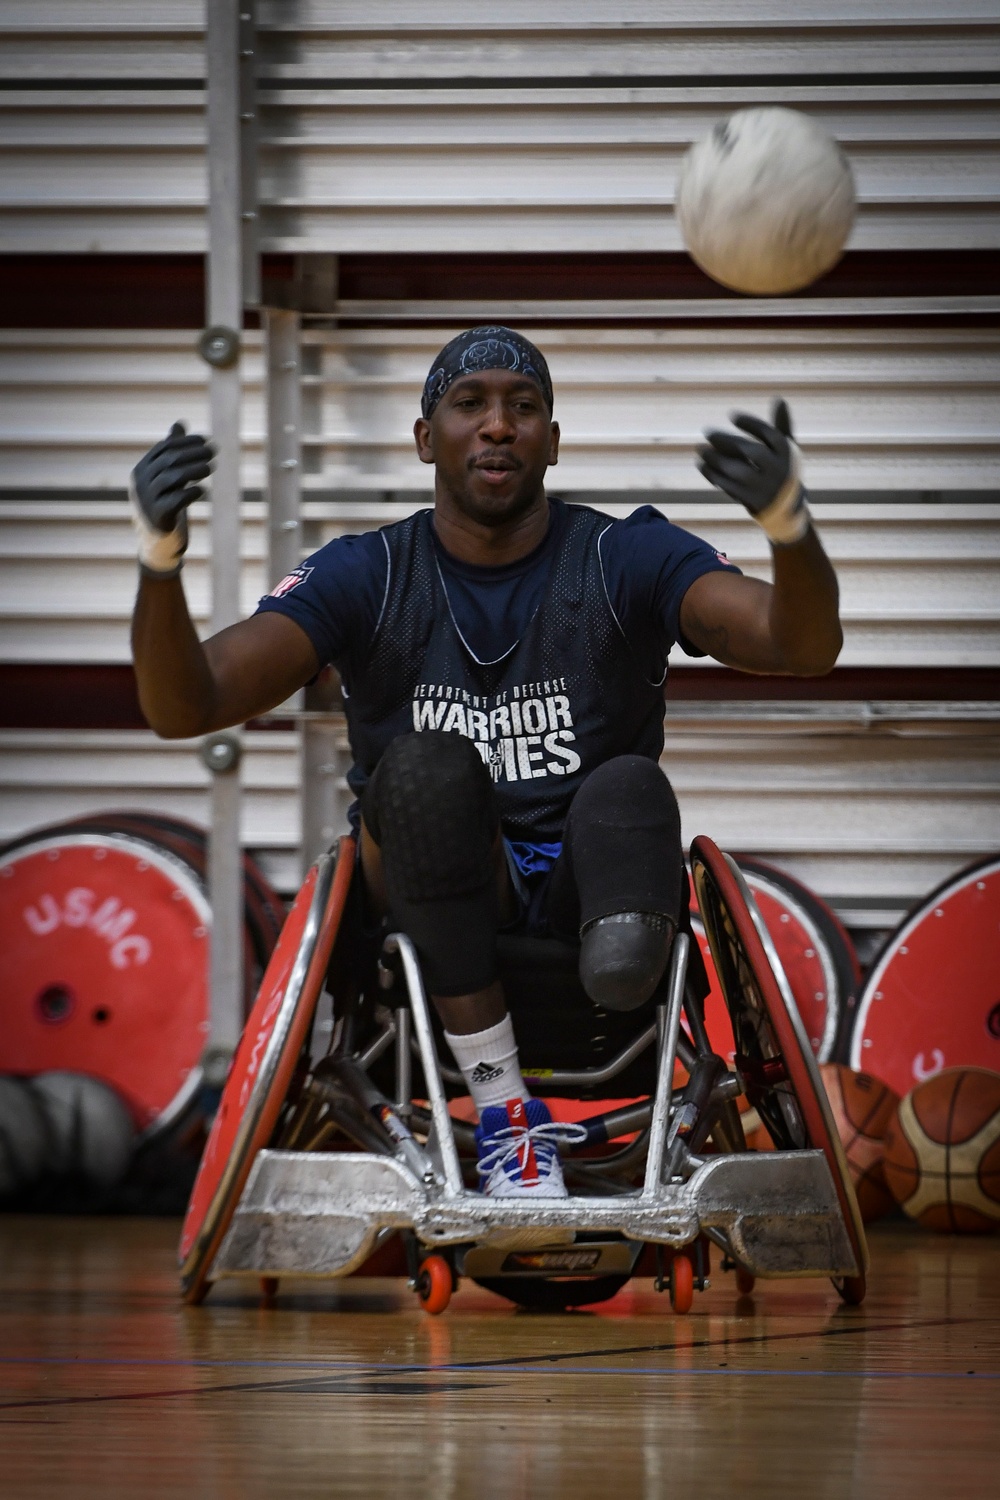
[1, 2, 998, 942]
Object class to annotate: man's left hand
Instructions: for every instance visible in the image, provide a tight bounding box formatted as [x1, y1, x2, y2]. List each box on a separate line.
[697, 399, 810, 547]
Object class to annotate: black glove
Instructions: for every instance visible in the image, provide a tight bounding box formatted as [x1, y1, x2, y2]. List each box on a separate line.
[696, 399, 809, 545]
[129, 421, 215, 574]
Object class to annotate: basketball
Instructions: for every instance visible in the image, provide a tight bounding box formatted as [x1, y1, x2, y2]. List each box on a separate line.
[819, 1064, 899, 1222]
[29, 1071, 136, 1190]
[0, 1076, 50, 1197]
[882, 1067, 1000, 1233]
[676, 106, 856, 295]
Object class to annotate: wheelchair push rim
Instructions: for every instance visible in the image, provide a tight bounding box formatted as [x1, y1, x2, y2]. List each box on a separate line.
[690, 836, 869, 1292]
[178, 837, 356, 1304]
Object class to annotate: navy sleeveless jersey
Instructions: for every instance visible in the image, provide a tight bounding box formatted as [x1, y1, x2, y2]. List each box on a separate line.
[344, 503, 667, 842]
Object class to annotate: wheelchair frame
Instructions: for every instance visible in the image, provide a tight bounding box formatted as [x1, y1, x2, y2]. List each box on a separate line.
[180, 834, 867, 1313]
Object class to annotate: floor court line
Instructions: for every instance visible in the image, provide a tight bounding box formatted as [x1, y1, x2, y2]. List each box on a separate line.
[2, 1362, 996, 1414]
[0, 1312, 976, 1378]
[420, 1313, 978, 1370]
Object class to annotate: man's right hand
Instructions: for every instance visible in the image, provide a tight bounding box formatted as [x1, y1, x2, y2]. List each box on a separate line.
[130, 421, 215, 575]
[697, 399, 810, 547]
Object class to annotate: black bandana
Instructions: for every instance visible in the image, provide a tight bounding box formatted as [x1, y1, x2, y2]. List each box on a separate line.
[421, 326, 553, 419]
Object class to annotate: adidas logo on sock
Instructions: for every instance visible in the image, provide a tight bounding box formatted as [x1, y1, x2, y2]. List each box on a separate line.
[470, 1060, 504, 1084]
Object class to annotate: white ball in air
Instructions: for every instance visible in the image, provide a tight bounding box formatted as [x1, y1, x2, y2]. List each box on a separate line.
[677, 106, 856, 296]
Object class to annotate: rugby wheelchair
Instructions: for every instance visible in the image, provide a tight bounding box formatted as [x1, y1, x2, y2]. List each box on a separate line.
[179, 835, 868, 1313]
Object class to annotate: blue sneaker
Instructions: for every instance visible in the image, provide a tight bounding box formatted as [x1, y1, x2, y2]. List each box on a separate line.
[474, 1098, 585, 1199]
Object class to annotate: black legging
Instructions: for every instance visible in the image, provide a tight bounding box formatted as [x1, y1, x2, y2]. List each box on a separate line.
[543, 753, 683, 942]
[362, 730, 684, 998]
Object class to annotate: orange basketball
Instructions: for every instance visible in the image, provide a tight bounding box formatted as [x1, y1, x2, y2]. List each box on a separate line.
[819, 1064, 900, 1222]
[883, 1067, 1000, 1233]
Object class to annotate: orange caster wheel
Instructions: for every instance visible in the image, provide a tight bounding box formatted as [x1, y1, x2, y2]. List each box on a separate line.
[416, 1255, 453, 1315]
[669, 1252, 694, 1314]
[735, 1266, 756, 1296]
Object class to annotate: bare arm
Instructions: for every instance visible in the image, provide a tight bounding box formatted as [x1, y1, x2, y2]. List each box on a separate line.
[679, 524, 843, 676]
[127, 422, 320, 736]
[131, 573, 319, 737]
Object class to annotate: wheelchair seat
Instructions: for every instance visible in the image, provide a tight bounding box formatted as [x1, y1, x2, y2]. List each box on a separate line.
[496, 933, 660, 1098]
[367, 931, 662, 1103]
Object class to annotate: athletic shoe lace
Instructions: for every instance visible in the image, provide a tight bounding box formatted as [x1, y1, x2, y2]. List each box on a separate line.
[476, 1118, 588, 1181]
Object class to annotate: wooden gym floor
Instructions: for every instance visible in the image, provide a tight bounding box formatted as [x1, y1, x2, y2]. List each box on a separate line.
[0, 1216, 997, 1499]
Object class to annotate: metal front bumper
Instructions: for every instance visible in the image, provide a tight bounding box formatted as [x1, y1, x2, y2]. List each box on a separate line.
[213, 1146, 861, 1282]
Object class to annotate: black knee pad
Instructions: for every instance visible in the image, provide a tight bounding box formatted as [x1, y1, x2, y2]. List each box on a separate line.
[363, 730, 498, 900]
[362, 731, 500, 996]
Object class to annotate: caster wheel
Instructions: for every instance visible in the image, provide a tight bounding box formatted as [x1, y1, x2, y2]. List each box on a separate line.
[259, 1276, 279, 1304]
[735, 1266, 756, 1297]
[669, 1252, 694, 1314]
[833, 1273, 866, 1306]
[416, 1255, 453, 1315]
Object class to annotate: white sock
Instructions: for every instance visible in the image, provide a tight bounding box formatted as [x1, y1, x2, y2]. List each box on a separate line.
[444, 1014, 530, 1115]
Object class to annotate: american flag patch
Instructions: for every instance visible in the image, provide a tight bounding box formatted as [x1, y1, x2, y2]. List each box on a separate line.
[269, 565, 313, 598]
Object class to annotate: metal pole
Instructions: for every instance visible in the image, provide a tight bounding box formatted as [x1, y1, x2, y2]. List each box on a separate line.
[385, 934, 465, 1196]
[238, 2, 259, 309]
[642, 933, 689, 1198]
[394, 1006, 412, 1116]
[264, 308, 302, 589]
[262, 308, 344, 870]
[264, 305, 329, 878]
[300, 719, 345, 873]
[202, 0, 247, 1082]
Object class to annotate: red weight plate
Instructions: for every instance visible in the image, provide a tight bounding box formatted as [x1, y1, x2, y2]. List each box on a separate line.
[99, 813, 287, 957]
[178, 837, 355, 1304]
[47, 813, 284, 1009]
[849, 855, 1000, 1099]
[739, 857, 861, 986]
[691, 836, 868, 1289]
[0, 833, 210, 1133]
[740, 876, 839, 1060]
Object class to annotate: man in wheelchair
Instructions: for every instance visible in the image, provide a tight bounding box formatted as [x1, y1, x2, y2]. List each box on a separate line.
[131, 327, 843, 1203]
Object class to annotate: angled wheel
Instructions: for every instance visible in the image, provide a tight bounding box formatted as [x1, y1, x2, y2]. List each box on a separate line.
[691, 836, 868, 1301]
[178, 837, 356, 1304]
[687, 858, 858, 1068]
[832, 1274, 866, 1306]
